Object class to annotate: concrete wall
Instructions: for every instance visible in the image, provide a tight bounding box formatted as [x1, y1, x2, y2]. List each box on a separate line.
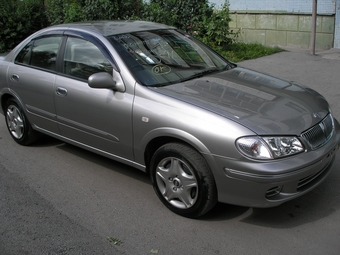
[229, 12, 335, 49]
[211, 0, 336, 14]
[210, 0, 338, 49]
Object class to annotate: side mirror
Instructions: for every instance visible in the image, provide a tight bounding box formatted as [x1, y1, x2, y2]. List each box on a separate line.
[88, 72, 125, 92]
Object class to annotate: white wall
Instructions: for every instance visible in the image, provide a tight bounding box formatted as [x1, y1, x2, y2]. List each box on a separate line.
[211, 0, 336, 14]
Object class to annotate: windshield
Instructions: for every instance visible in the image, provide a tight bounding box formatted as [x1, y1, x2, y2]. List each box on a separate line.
[107, 30, 232, 86]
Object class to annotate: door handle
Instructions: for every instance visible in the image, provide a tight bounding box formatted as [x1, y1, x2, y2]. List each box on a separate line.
[10, 74, 19, 82]
[56, 87, 68, 96]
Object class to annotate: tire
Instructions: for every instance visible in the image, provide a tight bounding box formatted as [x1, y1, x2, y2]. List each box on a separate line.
[150, 143, 217, 218]
[4, 98, 38, 145]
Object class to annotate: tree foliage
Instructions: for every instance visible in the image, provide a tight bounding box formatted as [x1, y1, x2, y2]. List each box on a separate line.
[0, 0, 233, 53]
[0, 0, 48, 52]
[196, 3, 234, 47]
[45, 0, 143, 24]
[142, 0, 213, 32]
[45, 0, 84, 25]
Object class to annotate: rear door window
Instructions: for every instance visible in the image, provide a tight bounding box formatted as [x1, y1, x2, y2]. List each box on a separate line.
[15, 36, 62, 72]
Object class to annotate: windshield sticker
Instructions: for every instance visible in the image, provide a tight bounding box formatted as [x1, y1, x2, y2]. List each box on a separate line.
[152, 64, 171, 75]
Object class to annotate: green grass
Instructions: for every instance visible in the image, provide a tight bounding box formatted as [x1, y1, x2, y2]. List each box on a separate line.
[214, 42, 285, 63]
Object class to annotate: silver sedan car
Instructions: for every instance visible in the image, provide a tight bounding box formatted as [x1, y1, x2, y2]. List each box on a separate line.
[0, 21, 339, 218]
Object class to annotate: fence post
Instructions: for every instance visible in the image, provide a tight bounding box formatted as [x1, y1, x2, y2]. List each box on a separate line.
[310, 0, 317, 55]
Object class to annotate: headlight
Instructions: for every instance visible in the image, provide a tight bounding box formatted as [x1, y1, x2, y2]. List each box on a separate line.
[236, 136, 304, 159]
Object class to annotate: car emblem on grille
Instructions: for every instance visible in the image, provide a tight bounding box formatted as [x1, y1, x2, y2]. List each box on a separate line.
[313, 113, 321, 119]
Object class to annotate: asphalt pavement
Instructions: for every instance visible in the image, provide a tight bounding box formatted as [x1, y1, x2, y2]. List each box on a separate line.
[0, 47, 340, 255]
[0, 164, 121, 255]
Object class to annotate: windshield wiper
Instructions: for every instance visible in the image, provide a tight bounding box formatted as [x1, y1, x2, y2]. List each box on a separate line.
[151, 66, 232, 88]
[179, 68, 222, 82]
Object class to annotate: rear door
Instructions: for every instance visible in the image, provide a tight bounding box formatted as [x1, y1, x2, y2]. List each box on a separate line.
[7, 35, 62, 134]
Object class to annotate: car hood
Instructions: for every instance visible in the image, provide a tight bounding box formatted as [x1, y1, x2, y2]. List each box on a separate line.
[150, 67, 330, 135]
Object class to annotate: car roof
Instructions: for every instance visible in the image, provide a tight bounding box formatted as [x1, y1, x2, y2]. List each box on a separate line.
[52, 20, 176, 36]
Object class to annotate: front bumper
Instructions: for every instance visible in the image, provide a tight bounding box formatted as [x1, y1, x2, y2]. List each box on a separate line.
[213, 119, 340, 208]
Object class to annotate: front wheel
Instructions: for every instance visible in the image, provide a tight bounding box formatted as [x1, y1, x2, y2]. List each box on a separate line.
[150, 143, 217, 218]
[5, 98, 38, 145]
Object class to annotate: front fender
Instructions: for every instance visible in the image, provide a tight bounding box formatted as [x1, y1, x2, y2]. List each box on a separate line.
[134, 127, 218, 173]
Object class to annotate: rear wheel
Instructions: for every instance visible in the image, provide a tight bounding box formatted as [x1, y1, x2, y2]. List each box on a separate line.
[150, 143, 217, 218]
[5, 98, 38, 145]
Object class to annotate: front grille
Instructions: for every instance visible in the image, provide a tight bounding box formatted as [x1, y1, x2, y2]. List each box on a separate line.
[301, 114, 334, 150]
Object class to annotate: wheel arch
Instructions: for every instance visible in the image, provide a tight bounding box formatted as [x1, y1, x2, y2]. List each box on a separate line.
[141, 128, 217, 175]
[2, 93, 38, 145]
[0, 91, 17, 114]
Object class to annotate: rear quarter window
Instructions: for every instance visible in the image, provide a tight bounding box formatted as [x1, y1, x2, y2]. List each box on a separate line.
[15, 36, 62, 72]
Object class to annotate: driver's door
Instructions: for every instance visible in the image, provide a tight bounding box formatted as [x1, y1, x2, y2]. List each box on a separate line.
[54, 36, 134, 159]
